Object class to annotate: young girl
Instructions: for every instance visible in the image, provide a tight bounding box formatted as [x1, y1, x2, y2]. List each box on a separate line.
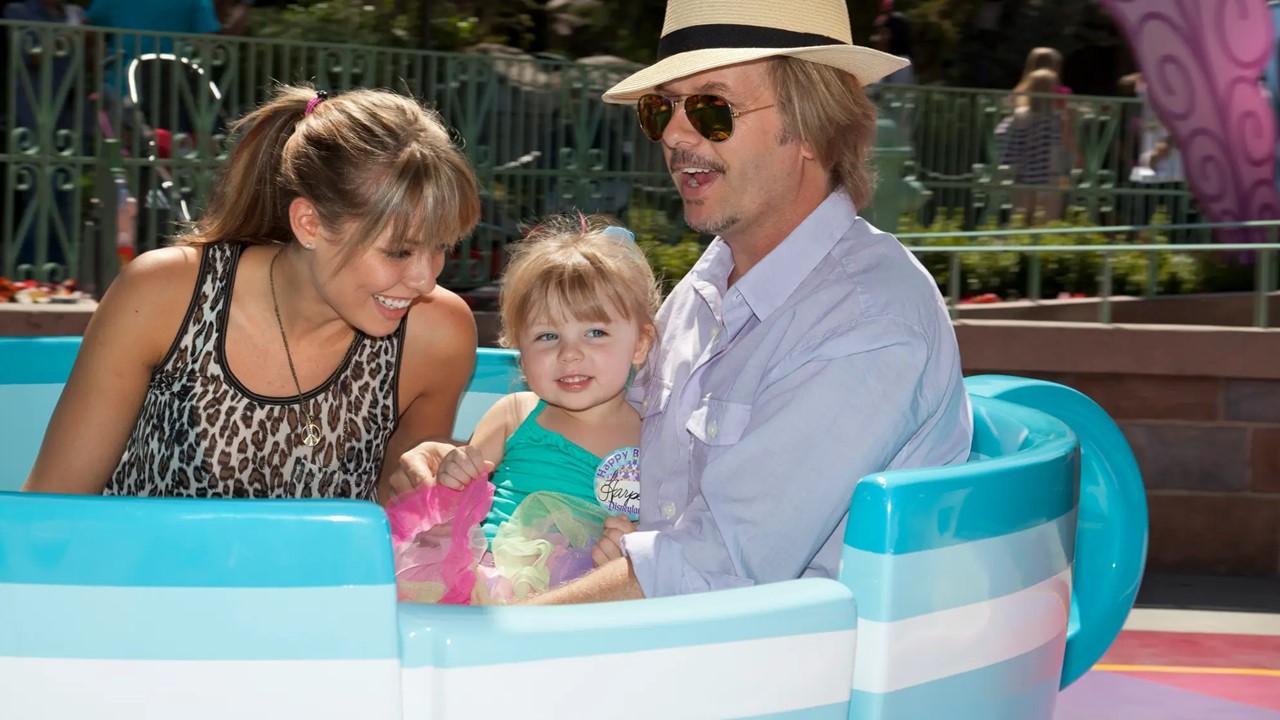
[25, 85, 482, 502]
[435, 215, 660, 542]
[394, 213, 660, 599]
[994, 68, 1070, 221]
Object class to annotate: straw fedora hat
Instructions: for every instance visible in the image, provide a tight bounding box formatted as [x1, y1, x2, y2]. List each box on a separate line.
[602, 0, 910, 104]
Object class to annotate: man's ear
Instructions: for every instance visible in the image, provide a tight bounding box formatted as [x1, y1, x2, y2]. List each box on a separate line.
[799, 137, 819, 163]
[288, 196, 323, 248]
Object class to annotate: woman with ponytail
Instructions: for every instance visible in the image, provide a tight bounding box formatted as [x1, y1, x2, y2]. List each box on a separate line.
[25, 85, 482, 503]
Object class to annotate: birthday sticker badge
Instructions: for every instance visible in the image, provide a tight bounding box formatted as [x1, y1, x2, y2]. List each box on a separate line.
[594, 446, 640, 521]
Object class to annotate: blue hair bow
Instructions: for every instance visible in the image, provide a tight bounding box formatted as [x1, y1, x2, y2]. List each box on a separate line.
[601, 225, 636, 244]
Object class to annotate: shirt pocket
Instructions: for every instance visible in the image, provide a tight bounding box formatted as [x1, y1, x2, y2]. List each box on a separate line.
[686, 396, 753, 447]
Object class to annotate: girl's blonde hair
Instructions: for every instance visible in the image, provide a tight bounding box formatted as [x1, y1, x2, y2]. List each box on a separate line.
[1011, 48, 1064, 112]
[179, 85, 480, 262]
[499, 214, 661, 349]
[768, 57, 880, 208]
[1014, 68, 1060, 113]
[1019, 47, 1063, 79]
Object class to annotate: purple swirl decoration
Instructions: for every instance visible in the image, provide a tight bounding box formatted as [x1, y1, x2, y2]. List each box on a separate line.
[1102, 0, 1280, 240]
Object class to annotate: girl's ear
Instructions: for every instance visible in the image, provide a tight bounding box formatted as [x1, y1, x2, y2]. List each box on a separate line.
[632, 322, 657, 367]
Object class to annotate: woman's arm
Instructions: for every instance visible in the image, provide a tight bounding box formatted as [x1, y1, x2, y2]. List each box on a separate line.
[24, 247, 202, 493]
[377, 287, 477, 502]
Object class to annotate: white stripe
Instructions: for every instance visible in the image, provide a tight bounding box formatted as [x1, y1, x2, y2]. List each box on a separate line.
[400, 630, 857, 719]
[0, 657, 403, 719]
[853, 569, 1071, 694]
[1125, 608, 1280, 636]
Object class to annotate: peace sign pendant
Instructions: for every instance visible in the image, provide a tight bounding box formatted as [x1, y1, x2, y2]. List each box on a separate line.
[301, 422, 322, 447]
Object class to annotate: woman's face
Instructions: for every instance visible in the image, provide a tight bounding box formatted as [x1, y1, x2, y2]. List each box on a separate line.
[291, 198, 448, 337]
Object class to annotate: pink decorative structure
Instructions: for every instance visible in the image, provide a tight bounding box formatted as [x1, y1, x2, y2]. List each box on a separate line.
[1102, 0, 1280, 238]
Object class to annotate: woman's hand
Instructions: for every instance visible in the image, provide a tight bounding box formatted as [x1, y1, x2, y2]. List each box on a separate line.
[591, 514, 637, 567]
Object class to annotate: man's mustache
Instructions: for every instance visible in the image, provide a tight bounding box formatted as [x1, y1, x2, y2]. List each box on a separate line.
[667, 149, 726, 174]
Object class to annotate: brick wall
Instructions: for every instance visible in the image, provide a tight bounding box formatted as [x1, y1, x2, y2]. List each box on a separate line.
[959, 321, 1280, 578]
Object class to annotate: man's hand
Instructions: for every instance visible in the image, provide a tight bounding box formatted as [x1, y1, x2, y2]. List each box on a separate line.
[436, 445, 494, 490]
[592, 514, 637, 567]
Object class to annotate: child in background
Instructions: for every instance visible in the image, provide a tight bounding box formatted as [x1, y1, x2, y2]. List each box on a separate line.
[408, 214, 660, 601]
[995, 68, 1070, 221]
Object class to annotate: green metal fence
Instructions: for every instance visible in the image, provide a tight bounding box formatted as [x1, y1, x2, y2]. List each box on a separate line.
[3, 20, 1204, 289]
[2, 20, 679, 288]
[900, 220, 1280, 327]
[873, 83, 1199, 233]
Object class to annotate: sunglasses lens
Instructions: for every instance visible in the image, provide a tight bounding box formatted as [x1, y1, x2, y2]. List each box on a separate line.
[686, 95, 734, 142]
[637, 95, 673, 141]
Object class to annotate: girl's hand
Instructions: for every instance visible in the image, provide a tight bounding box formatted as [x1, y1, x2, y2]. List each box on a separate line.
[387, 440, 457, 498]
[592, 514, 637, 567]
[436, 444, 494, 490]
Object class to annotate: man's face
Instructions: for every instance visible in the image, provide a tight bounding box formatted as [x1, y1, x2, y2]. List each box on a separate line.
[654, 61, 809, 241]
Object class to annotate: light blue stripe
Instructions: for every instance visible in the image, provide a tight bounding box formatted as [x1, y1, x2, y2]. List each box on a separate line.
[0, 584, 399, 660]
[467, 349, 524, 394]
[849, 636, 1065, 720]
[840, 510, 1075, 622]
[0, 336, 79, 385]
[0, 493, 395, 587]
[398, 578, 856, 668]
[749, 702, 850, 718]
[846, 397, 1078, 555]
[453, 391, 505, 441]
[0, 383, 60, 491]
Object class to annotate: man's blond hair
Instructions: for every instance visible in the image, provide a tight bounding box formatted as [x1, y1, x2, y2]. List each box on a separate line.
[768, 57, 880, 208]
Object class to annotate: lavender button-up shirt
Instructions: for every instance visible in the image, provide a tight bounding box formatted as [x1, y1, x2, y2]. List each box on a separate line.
[621, 191, 973, 597]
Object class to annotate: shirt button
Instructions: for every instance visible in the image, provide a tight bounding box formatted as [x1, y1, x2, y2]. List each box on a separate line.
[661, 502, 677, 519]
[706, 420, 718, 439]
[710, 327, 720, 342]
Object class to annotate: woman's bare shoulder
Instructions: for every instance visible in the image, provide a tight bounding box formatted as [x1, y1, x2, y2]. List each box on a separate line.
[91, 245, 204, 358]
[403, 286, 477, 364]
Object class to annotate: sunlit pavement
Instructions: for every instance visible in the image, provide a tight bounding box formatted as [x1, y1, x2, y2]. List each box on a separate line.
[1056, 596, 1280, 719]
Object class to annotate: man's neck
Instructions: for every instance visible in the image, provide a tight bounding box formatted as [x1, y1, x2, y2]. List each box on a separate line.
[723, 185, 832, 287]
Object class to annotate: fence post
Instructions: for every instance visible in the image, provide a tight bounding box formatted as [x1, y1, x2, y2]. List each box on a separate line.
[1099, 251, 1113, 324]
[88, 140, 126, 294]
[1144, 249, 1158, 297]
[1255, 235, 1274, 328]
[1028, 251, 1042, 301]
[948, 253, 961, 320]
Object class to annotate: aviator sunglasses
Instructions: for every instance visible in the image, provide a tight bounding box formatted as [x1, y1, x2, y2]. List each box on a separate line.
[636, 93, 775, 143]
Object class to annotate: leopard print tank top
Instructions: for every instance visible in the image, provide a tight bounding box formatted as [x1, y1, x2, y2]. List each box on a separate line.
[106, 243, 405, 499]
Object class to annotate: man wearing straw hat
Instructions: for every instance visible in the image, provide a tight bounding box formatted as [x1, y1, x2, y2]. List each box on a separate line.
[531, 0, 974, 603]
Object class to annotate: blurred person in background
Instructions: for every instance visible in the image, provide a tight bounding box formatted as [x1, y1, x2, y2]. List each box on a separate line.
[994, 68, 1069, 221]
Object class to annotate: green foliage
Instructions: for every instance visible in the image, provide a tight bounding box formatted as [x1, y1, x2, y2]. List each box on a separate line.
[247, 0, 1131, 92]
[255, 2, 415, 47]
[251, 0, 666, 58]
[253, 1, 513, 51]
[627, 207, 704, 293]
[900, 207, 1205, 300]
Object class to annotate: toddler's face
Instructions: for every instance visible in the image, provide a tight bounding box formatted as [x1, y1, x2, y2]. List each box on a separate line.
[518, 304, 653, 414]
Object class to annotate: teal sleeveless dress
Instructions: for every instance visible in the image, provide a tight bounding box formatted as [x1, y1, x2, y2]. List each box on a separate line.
[484, 400, 602, 540]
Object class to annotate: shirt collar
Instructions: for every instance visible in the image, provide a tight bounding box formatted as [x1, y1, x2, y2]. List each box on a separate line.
[731, 190, 858, 323]
[686, 237, 734, 320]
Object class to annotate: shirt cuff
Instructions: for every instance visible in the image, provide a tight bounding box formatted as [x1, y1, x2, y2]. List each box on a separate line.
[620, 529, 660, 597]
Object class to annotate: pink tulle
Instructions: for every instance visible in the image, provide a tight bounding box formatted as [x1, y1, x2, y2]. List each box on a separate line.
[385, 478, 494, 605]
